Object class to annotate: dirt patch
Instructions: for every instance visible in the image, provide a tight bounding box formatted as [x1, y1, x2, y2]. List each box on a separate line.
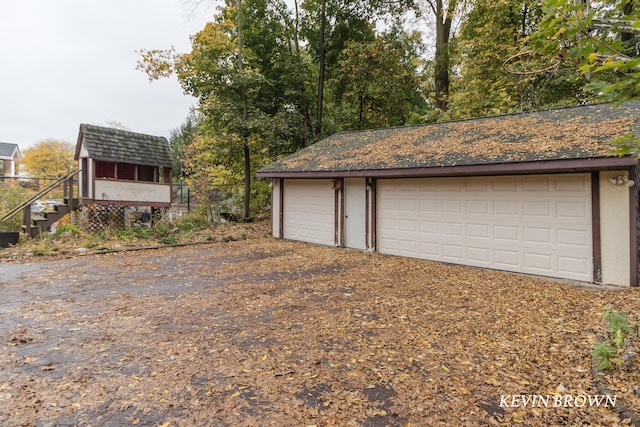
[1, 236, 639, 425]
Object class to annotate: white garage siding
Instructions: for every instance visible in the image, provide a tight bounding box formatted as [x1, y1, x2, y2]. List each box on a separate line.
[283, 179, 335, 245]
[377, 174, 593, 282]
[271, 179, 281, 238]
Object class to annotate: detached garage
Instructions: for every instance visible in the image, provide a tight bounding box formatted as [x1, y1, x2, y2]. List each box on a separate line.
[257, 102, 640, 287]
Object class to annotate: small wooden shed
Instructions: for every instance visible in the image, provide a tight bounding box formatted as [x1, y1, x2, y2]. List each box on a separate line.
[0, 142, 21, 177]
[75, 124, 174, 207]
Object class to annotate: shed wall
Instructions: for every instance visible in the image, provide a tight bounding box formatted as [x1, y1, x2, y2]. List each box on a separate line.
[94, 179, 171, 204]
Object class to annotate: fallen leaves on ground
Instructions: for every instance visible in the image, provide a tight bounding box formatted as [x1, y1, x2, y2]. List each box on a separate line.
[0, 222, 638, 426]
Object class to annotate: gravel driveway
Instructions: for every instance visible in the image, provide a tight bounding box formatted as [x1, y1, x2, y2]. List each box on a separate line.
[0, 238, 637, 426]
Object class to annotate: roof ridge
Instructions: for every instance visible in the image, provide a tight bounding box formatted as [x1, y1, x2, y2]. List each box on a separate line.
[80, 123, 168, 141]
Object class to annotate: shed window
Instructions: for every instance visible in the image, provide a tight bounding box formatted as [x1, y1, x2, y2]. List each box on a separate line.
[118, 163, 136, 181]
[138, 165, 157, 182]
[95, 161, 115, 178]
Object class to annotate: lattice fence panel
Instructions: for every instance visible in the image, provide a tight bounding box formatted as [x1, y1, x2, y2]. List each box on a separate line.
[77, 205, 126, 233]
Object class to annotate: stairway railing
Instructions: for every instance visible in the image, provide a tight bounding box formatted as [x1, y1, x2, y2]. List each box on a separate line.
[1, 169, 79, 222]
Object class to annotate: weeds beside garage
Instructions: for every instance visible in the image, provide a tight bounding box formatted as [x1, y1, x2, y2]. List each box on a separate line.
[0, 214, 270, 260]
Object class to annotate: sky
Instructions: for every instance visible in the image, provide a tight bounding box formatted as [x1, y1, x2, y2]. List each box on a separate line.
[0, 1, 215, 153]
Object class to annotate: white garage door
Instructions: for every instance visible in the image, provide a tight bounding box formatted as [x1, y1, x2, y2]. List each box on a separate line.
[378, 174, 593, 281]
[284, 179, 335, 245]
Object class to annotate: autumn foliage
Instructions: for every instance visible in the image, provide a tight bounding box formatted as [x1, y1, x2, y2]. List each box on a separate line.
[21, 139, 75, 179]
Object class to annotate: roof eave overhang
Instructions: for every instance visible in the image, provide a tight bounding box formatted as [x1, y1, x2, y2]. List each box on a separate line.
[82, 154, 174, 168]
[256, 157, 639, 179]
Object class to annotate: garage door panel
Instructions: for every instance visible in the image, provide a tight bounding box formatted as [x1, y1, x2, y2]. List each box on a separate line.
[494, 201, 519, 215]
[441, 181, 463, 191]
[495, 250, 520, 267]
[398, 240, 418, 253]
[420, 242, 439, 256]
[556, 202, 588, 219]
[378, 175, 592, 281]
[283, 180, 334, 246]
[494, 225, 519, 241]
[419, 199, 438, 212]
[523, 201, 551, 217]
[443, 222, 463, 236]
[465, 180, 489, 191]
[493, 179, 518, 191]
[399, 219, 417, 231]
[558, 256, 590, 275]
[420, 221, 438, 234]
[557, 228, 589, 246]
[467, 200, 490, 214]
[467, 223, 490, 239]
[443, 244, 463, 259]
[524, 253, 553, 270]
[523, 177, 552, 191]
[524, 227, 552, 244]
[398, 199, 417, 210]
[467, 247, 490, 263]
[442, 200, 462, 213]
[558, 180, 586, 191]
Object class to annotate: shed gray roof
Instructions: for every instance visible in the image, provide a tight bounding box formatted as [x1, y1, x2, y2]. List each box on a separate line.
[257, 102, 640, 176]
[76, 124, 173, 168]
[0, 142, 20, 159]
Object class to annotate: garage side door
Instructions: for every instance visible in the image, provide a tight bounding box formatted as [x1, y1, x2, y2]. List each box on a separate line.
[283, 179, 335, 245]
[377, 175, 593, 281]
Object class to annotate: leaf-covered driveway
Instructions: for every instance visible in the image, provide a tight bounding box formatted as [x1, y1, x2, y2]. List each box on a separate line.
[1, 238, 638, 426]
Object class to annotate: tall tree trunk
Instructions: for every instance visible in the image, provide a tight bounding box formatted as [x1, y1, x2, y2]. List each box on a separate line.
[294, 0, 310, 147]
[433, 0, 456, 111]
[622, 0, 635, 51]
[237, 0, 251, 220]
[316, 0, 326, 136]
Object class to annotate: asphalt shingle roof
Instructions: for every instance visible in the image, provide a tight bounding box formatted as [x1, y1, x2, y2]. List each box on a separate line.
[258, 102, 640, 174]
[0, 142, 20, 159]
[76, 124, 173, 168]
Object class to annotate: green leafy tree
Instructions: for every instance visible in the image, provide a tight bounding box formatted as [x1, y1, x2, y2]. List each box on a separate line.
[139, 0, 437, 217]
[448, 0, 587, 118]
[405, 0, 469, 111]
[330, 27, 429, 129]
[531, 0, 639, 103]
[300, 0, 378, 136]
[449, 0, 536, 117]
[169, 110, 202, 179]
[528, 0, 640, 152]
[139, 0, 308, 218]
[300, 0, 417, 135]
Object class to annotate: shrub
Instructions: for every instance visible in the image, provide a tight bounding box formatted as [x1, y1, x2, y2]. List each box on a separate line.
[593, 306, 638, 370]
[220, 180, 271, 222]
[173, 211, 209, 232]
[53, 224, 83, 238]
[0, 181, 31, 232]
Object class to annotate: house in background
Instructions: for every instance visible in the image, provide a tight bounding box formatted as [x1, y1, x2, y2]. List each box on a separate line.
[0, 142, 21, 177]
[75, 124, 174, 208]
[257, 102, 640, 287]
